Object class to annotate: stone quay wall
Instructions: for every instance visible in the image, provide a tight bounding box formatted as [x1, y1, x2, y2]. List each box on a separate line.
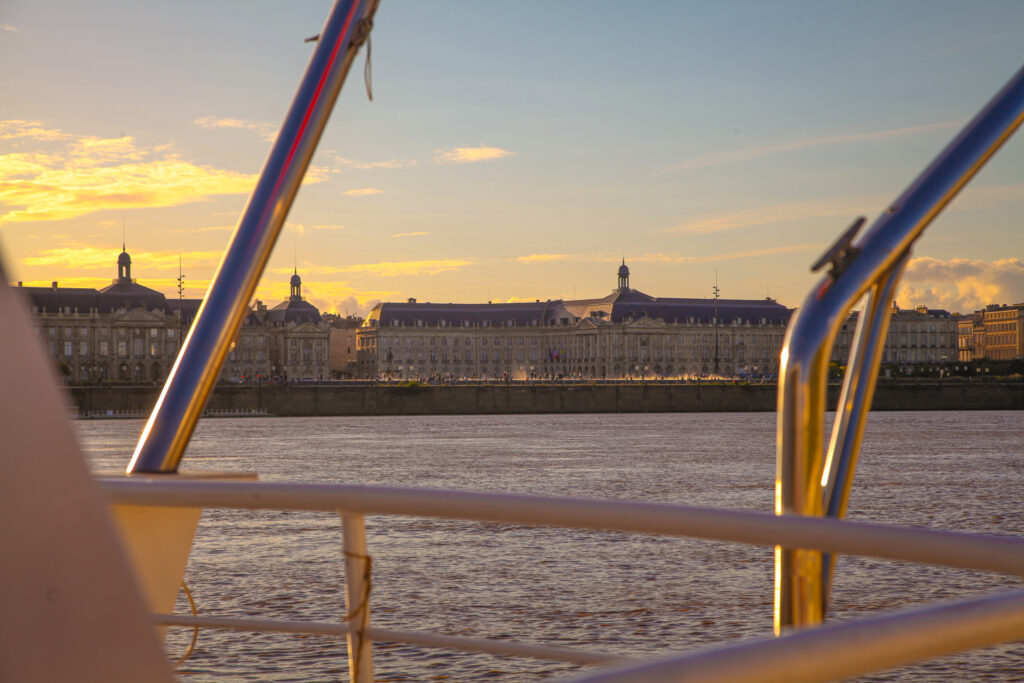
[68, 382, 1024, 417]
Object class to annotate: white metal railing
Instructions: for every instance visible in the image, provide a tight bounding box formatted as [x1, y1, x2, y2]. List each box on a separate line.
[102, 479, 1024, 682]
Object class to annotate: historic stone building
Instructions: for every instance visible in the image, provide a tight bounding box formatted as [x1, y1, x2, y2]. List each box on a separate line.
[324, 313, 364, 378]
[356, 263, 792, 380]
[831, 303, 958, 366]
[956, 303, 1024, 361]
[21, 249, 328, 383]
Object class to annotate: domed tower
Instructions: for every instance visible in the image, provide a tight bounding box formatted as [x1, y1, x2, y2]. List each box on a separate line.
[117, 247, 132, 282]
[290, 269, 303, 301]
[617, 259, 630, 292]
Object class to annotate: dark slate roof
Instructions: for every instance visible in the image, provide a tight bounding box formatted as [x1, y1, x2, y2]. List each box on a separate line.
[365, 300, 568, 328]
[266, 299, 322, 325]
[24, 280, 172, 314]
[363, 290, 792, 328]
[566, 289, 791, 325]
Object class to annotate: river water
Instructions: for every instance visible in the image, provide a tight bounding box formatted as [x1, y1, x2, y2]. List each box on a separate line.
[77, 411, 1023, 682]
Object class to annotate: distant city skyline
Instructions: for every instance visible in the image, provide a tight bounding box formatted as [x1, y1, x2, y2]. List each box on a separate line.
[2, 1, 1023, 317]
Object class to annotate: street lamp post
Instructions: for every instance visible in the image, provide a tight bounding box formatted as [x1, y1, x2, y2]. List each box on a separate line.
[713, 282, 720, 375]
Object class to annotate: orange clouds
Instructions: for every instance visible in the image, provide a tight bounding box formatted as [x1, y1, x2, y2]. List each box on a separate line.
[898, 257, 1024, 313]
[0, 122, 280, 224]
[23, 247, 224, 270]
[271, 259, 472, 278]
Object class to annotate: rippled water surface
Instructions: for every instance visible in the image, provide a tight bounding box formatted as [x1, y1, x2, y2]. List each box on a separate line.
[78, 411, 1023, 681]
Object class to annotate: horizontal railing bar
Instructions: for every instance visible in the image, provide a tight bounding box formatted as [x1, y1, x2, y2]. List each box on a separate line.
[565, 588, 1024, 683]
[156, 614, 627, 665]
[103, 479, 1024, 576]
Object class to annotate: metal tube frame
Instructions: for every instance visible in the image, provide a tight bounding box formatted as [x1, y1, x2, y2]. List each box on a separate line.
[818, 258, 906, 603]
[127, 0, 379, 473]
[567, 589, 1024, 683]
[106, 479, 1024, 680]
[99, 479, 1024, 576]
[775, 63, 1024, 632]
[341, 513, 373, 683]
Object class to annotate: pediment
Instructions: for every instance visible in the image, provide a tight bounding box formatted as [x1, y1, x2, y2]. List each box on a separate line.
[111, 308, 167, 323]
[286, 321, 326, 333]
[623, 316, 666, 329]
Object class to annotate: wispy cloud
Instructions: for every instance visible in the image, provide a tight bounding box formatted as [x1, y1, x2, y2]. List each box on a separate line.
[167, 225, 234, 234]
[1, 25, 18, 32]
[272, 258, 472, 278]
[660, 121, 961, 174]
[0, 123, 273, 223]
[192, 115, 277, 142]
[311, 224, 346, 231]
[23, 247, 224, 270]
[665, 197, 879, 235]
[342, 187, 383, 196]
[515, 253, 585, 263]
[390, 231, 430, 238]
[331, 155, 417, 170]
[516, 244, 819, 266]
[897, 256, 1024, 313]
[0, 120, 70, 141]
[434, 146, 514, 164]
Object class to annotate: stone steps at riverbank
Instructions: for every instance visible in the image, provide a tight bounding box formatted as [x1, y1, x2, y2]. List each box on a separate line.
[67, 382, 1024, 417]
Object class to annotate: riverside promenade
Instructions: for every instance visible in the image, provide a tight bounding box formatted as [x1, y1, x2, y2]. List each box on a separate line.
[67, 381, 1024, 417]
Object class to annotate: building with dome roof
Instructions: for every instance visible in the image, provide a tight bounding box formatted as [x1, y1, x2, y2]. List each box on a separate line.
[19, 249, 328, 383]
[253, 269, 330, 380]
[356, 263, 793, 380]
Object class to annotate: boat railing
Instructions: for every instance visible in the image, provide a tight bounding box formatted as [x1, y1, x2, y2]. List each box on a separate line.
[99, 0, 1024, 677]
[775, 63, 1024, 630]
[101, 478, 1024, 682]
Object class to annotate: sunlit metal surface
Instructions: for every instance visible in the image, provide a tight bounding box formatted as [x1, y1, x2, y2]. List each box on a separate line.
[775, 63, 1024, 632]
[127, 0, 379, 473]
[819, 257, 905, 604]
[99, 479, 1024, 576]
[566, 589, 1024, 683]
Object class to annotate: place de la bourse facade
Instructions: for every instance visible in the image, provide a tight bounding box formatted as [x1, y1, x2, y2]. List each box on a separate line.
[357, 263, 793, 380]
[22, 249, 329, 383]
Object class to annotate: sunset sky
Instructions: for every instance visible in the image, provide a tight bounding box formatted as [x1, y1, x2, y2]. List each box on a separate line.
[2, 0, 1023, 316]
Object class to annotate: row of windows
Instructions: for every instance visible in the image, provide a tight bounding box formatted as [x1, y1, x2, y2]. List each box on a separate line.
[43, 326, 179, 340]
[367, 333, 785, 348]
[49, 339, 179, 359]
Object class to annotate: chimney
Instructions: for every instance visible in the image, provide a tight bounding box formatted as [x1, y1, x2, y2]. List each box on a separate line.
[52, 281, 58, 291]
[17, 281, 22, 287]
[407, 297, 416, 304]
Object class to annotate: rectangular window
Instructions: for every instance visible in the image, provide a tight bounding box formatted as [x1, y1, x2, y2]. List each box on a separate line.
[150, 343, 160, 357]
[79, 327, 89, 338]
[99, 341, 109, 356]
[80, 341, 89, 356]
[63, 327, 72, 338]
[118, 341, 127, 357]
[64, 341, 73, 357]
